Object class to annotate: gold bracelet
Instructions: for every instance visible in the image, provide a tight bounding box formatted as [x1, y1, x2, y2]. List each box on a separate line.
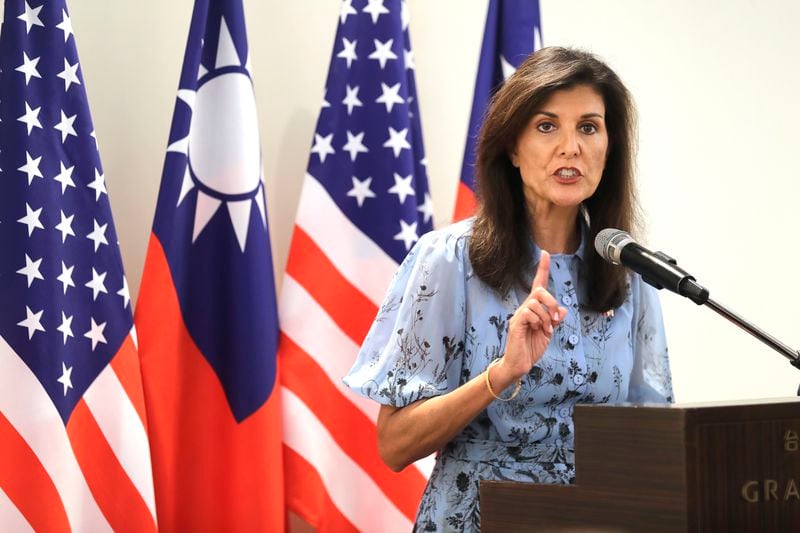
[485, 359, 521, 401]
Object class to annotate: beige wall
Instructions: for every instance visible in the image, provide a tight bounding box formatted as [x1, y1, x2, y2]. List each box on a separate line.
[6, 0, 798, 408]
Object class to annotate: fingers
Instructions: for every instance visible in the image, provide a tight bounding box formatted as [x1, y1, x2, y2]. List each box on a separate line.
[519, 307, 551, 337]
[523, 295, 554, 333]
[531, 287, 559, 320]
[531, 250, 550, 290]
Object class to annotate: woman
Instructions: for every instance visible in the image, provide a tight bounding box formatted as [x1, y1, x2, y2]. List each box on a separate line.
[344, 47, 673, 532]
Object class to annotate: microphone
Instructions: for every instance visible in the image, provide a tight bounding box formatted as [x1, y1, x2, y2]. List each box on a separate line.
[594, 228, 709, 305]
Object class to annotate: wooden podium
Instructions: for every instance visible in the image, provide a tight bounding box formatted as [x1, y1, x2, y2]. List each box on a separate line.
[480, 398, 800, 532]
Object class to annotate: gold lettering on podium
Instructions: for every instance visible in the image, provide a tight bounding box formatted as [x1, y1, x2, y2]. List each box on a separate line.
[787, 479, 800, 501]
[786, 430, 799, 452]
[741, 479, 800, 503]
[742, 481, 759, 503]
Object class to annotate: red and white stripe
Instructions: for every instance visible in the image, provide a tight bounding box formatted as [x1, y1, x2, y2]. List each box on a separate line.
[280, 174, 432, 530]
[0, 333, 156, 532]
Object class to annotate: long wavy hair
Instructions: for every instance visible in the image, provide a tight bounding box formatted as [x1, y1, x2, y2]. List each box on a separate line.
[469, 47, 638, 312]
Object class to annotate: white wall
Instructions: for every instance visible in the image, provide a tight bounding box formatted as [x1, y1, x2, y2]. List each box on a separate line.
[8, 0, 797, 403]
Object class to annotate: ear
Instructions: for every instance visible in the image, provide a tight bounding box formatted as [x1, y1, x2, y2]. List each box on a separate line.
[508, 147, 520, 168]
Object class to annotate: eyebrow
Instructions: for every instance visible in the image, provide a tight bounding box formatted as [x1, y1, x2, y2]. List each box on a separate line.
[535, 111, 605, 119]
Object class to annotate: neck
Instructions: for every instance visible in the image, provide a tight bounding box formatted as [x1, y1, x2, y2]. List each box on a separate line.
[528, 204, 581, 254]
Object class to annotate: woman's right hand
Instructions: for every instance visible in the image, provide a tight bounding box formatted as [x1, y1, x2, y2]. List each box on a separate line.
[491, 250, 567, 389]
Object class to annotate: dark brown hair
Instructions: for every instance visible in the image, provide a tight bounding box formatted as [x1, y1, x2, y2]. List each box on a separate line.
[469, 47, 638, 312]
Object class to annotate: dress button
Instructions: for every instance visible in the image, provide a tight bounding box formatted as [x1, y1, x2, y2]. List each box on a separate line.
[562, 295, 573, 306]
[573, 374, 585, 386]
[559, 407, 571, 418]
[568, 334, 579, 345]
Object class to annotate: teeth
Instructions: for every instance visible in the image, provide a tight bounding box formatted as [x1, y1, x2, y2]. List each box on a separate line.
[557, 169, 577, 177]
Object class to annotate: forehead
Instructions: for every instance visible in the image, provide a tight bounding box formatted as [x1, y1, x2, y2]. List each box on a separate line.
[536, 84, 606, 115]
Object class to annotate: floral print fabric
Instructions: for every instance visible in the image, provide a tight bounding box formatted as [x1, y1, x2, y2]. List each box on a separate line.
[343, 219, 673, 532]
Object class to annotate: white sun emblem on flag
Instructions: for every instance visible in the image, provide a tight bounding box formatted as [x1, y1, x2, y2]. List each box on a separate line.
[167, 16, 266, 252]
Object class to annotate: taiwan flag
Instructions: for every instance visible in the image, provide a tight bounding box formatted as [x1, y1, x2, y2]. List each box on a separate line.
[134, 0, 283, 530]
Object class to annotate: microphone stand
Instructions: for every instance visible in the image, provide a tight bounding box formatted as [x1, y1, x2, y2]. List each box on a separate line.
[662, 254, 800, 396]
[702, 297, 800, 396]
[638, 250, 800, 395]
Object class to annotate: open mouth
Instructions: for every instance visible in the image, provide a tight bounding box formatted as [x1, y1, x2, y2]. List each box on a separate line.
[554, 167, 582, 183]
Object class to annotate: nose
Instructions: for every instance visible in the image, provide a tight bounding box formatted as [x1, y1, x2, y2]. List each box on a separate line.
[558, 130, 580, 158]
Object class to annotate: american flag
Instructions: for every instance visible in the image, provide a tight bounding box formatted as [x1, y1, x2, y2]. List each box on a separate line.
[134, 0, 283, 530]
[453, 0, 542, 221]
[0, 1, 156, 531]
[279, 0, 433, 530]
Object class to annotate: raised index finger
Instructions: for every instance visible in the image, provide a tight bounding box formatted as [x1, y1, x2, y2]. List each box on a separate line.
[531, 250, 551, 291]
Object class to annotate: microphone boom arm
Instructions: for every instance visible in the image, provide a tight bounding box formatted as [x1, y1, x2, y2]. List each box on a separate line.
[702, 296, 800, 372]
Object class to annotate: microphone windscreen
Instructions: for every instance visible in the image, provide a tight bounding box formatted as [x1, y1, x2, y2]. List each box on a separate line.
[594, 228, 632, 264]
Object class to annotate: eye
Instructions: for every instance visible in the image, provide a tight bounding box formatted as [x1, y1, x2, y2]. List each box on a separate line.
[536, 121, 556, 133]
[579, 123, 598, 134]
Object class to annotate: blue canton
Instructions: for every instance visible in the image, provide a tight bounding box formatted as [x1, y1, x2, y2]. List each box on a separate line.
[309, 0, 433, 261]
[0, 0, 132, 423]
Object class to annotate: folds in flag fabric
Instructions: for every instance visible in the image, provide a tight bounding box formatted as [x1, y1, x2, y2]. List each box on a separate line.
[0, 1, 157, 531]
[279, 0, 434, 530]
[134, 0, 283, 530]
[453, 0, 542, 221]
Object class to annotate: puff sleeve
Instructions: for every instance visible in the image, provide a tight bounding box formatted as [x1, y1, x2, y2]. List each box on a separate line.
[343, 228, 470, 407]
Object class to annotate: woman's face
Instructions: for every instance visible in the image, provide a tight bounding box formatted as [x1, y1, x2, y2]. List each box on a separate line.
[511, 84, 609, 214]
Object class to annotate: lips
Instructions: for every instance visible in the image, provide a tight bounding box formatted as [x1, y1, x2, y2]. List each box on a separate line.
[553, 167, 582, 183]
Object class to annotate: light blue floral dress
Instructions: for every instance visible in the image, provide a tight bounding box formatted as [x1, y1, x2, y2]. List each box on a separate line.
[343, 218, 673, 532]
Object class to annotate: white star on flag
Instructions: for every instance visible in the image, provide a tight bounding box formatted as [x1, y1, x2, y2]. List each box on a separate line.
[404, 49, 415, 70]
[85, 268, 108, 300]
[17, 306, 45, 339]
[383, 126, 411, 157]
[86, 219, 109, 252]
[57, 261, 76, 294]
[342, 85, 363, 115]
[387, 173, 415, 204]
[17, 102, 42, 134]
[311, 133, 335, 163]
[417, 192, 434, 224]
[347, 176, 376, 207]
[57, 58, 81, 91]
[16, 254, 44, 287]
[368, 38, 397, 69]
[84, 317, 108, 351]
[336, 38, 358, 68]
[53, 162, 77, 193]
[57, 363, 74, 396]
[117, 278, 131, 308]
[340, 0, 357, 24]
[56, 9, 74, 42]
[342, 130, 369, 162]
[54, 110, 78, 142]
[57, 312, 74, 344]
[88, 169, 107, 201]
[17, 1, 44, 34]
[17, 203, 44, 236]
[18, 151, 43, 184]
[393, 219, 419, 250]
[55, 210, 76, 242]
[363, 0, 390, 24]
[15, 52, 42, 85]
[376, 82, 404, 112]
